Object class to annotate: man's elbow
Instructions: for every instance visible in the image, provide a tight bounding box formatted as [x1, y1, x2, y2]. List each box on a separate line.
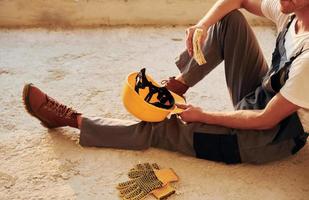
[240, 0, 248, 9]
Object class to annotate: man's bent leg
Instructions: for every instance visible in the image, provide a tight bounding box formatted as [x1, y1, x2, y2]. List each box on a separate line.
[221, 11, 268, 106]
[175, 10, 268, 104]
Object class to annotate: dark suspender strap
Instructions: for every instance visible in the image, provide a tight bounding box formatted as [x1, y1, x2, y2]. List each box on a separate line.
[283, 44, 309, 80]
[270, 15, 296, 72]
[135, 68, 175, 109]
[269, 45, 308, 93]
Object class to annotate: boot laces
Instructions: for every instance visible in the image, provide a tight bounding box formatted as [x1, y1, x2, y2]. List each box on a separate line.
[45, 96, 77, 119]
[161, 77, 175, 86]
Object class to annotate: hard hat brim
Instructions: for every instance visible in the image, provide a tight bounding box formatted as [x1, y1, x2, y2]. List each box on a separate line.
[169, 91, 185, 114]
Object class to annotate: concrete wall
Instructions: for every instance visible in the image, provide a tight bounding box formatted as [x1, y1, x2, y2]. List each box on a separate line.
[0, 0, 271, 27]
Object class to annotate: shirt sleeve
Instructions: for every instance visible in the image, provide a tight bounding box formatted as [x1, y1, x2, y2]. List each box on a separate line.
[280, 57, 309, 109]
[261, 0, 288, 31]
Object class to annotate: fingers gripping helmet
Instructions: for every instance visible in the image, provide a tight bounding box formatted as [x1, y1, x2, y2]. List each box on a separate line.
[122, 68, 185, 122]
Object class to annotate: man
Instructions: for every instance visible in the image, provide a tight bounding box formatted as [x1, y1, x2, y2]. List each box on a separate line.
[23, 0, 309, 164]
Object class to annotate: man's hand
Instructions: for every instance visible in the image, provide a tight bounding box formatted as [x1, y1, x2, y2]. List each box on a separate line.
[176, 103, 204, 122]
[186, 25, 208, 57]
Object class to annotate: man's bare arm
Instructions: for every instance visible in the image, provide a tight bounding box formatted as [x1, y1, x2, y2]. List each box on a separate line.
[242, 0, 264, 17]
[196, 0, 263, 29]
[178, 93, 300, 130]
[186, 0, 263, 55]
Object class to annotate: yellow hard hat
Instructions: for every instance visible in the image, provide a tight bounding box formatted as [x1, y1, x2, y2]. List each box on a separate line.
[122, 68, 185, 122]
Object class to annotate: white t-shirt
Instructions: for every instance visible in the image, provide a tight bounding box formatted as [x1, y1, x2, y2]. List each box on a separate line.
[261, 0, 309, 132]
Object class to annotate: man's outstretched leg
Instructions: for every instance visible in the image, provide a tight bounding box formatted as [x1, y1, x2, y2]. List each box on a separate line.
[22, 84, 241, 163]
[22, 83, 197, 156]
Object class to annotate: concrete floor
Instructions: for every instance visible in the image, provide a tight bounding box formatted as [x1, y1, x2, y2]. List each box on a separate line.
[0, 27, 308, 200]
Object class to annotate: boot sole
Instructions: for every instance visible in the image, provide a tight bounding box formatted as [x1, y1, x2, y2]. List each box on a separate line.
[22, 83, 56, 129]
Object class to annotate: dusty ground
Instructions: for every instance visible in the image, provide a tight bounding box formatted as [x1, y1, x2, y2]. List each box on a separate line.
[0, 27, 308, 200]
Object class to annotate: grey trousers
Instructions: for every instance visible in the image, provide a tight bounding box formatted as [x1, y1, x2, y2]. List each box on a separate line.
[79, 11, 294, 163]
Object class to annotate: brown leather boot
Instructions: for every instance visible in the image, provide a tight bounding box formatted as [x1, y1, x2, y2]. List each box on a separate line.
[22, 84, 80, 128]
[162, 77, 189, 97]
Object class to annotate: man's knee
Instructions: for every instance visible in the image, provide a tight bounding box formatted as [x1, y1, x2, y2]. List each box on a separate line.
[218, 9, 248, 30]
[222, 10, 246, 23]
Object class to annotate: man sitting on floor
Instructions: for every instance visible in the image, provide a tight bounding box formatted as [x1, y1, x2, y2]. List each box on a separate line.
[23, 0, 309, 164]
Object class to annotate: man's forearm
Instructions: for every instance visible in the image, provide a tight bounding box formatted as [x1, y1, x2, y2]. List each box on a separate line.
[196, 0, 243, 29]
[199, 110, 274, 130]
[188, 94, 299, 130]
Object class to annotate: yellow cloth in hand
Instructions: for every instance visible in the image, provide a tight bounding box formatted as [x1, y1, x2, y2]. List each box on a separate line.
[193, 28, 207, 65]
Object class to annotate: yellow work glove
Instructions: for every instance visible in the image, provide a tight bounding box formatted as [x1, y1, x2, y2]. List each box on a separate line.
[127, 163, 159, 178]
[127, 163, 176, 200]
[117, 163, 178, 200]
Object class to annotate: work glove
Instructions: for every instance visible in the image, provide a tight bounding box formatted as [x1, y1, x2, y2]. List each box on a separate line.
[127, 163, 159, 179]
[117, 163, 178, 200]
[127, 163, 176, 199]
